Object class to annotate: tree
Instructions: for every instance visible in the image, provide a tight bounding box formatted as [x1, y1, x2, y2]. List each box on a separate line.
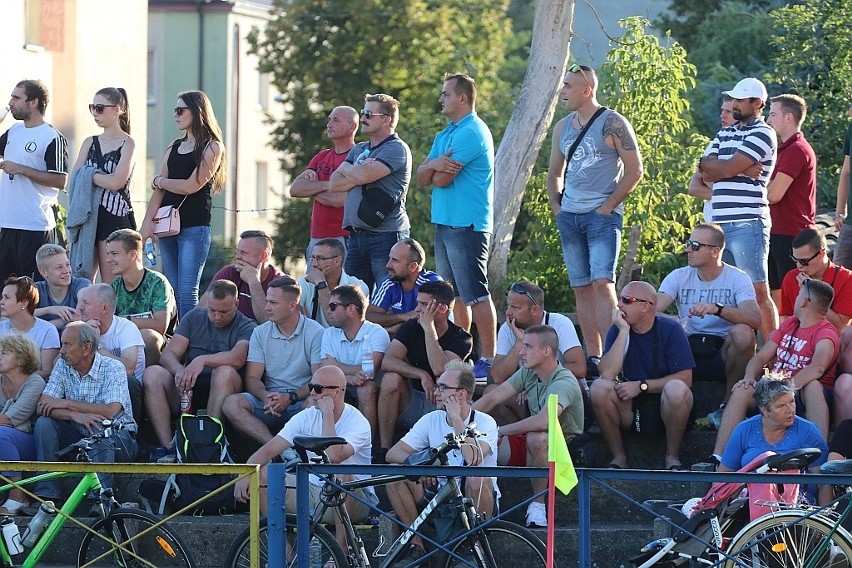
[655, 0, 788, 50]
[767, 0, 852, 204]
[248, 0, 512, 266]
[488, 0, 576, 286]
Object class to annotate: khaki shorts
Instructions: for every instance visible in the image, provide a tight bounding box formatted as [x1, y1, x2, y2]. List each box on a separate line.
[285, 473, 371, 524]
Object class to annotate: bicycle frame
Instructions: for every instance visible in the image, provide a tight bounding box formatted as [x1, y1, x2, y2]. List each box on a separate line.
[0, 470, 103, 568]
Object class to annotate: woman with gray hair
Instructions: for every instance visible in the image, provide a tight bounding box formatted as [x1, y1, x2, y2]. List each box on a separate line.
[719, 377, 827, 473]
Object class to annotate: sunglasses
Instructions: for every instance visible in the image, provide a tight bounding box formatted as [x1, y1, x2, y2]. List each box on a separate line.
[790, 249, 823, 267]
[435, 383, 464, 393]
[685, 240, 718, 252]
[620, 295, 653, 305]
[309, 383, 342, 393]
[510, 282, 538, 307]
[174, 106, 190, 117]
[360, 109, 389, 119]
[88, 104, 118, 115]
[567, 63, 592, 87]
[328, 302, 351, 311]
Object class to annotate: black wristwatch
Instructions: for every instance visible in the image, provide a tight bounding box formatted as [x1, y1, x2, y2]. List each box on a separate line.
[639, 380, 649, 392]
[289, 391, 300, 404]
[715, 303, 724, 316]
[315, 281, 328, 290]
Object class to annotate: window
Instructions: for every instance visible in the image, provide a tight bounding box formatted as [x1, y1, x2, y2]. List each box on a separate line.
[147, 49, 158, 105]
[255, 162, 268, 217]
[258, 73, 270, 110]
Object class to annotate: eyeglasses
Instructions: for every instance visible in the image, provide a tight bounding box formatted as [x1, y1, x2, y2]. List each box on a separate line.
[567, 64, 593, 88]
[685, 240, 719, 252]
[328, 302, 351, 311]
[310, 254, 340, 262]
[620, 295, 653, 306]
[360, 109, 389, 119]
[510, 282, 539, 307]
[435, 383, 464, 393]
[174, 106, 190, 116]
[790, 248, 823, 267]
[309, 383, 342, 393]
[88, 104, 118, 114]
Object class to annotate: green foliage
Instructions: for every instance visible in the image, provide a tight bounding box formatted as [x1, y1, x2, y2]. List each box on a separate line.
[249, 0, 514, 266]
[767, 0, 852, 205]
[601, 17, 704, 288]
[271, 197, 313, 268]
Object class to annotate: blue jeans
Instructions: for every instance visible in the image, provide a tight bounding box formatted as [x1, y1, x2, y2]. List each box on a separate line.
[721, 219, 769, 283]
[433, 224, 491, 304]
[33, 417, 138, 498]
[345, 229, 408, 291]
[158, 225, 212, 319]
[556, 210, 622, 287]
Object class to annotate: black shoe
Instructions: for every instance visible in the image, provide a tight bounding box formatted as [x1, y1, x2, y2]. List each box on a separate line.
[586, 356, 601, 379]
[394, 544, 427, 568]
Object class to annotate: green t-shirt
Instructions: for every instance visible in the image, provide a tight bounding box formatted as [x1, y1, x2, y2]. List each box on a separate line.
[111, 269, 177, 333]
[507, 364, 584, 437]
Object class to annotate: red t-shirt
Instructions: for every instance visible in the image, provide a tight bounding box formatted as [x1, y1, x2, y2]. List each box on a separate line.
[768, 316, 839, 388]
[212, 264, 286, 321]
[779, 263, 852, 320]
[769, 132, 817, 237]
[307, 148, 350, 238]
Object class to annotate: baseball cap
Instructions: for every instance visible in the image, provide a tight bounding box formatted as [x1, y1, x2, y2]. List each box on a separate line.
[723, 78, 768, 102]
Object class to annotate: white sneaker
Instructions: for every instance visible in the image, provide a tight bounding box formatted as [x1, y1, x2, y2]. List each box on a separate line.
[525, 502, 547, 528]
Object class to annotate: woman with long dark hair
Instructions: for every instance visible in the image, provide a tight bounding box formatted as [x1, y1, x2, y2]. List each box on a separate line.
[141, 90, 226, 318]
[69, 87, 136, 283]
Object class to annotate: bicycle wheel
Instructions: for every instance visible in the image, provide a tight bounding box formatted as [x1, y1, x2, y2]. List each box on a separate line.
[441, 519, 547, 568]
[224, 515, 348, 568]
[722, 511, 852, 568]
[77, 508, 195, 567]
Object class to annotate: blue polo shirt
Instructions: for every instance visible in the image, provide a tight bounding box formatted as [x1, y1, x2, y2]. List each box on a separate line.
[428, 112, 494, 232]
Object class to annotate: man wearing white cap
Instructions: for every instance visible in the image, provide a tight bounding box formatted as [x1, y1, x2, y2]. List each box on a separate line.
[697, 77, 778, 343]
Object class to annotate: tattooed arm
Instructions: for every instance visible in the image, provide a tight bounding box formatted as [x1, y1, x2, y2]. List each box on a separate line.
[597, 112, 644, 215]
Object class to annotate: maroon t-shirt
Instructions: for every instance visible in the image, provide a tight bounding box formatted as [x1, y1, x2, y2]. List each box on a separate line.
[212, 264, 287, 321]
[769, 132, 817, 237]
[307, 148, 350, 238]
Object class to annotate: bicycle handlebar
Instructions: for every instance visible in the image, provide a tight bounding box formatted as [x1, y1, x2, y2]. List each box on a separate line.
[55, 419, 128, 461]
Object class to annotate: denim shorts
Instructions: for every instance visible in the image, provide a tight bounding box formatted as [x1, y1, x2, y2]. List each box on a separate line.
[556, 210, 622, 287]
[720, 218, 769, 284]
[433, 224, 490, 304]
[239, 391, 302, 432]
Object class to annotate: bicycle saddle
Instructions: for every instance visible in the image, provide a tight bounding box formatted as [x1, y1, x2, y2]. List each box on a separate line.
[821, 459, 852, 475]
[293, 436, 347, 454]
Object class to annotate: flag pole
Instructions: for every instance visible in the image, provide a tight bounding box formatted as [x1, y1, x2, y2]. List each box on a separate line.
[547, 461, 556, 568]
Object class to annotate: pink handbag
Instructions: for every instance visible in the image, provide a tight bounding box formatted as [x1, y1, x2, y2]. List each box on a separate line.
[151, 196, 188, 238]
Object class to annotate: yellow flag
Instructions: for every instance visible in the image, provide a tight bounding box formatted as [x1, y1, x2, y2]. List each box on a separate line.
[547, 393, 578, 495]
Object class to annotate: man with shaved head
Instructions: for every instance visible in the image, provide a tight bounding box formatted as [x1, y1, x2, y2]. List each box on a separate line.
[591, 281, 695, 470]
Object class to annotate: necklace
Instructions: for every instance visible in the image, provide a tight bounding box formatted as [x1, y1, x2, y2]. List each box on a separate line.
[575, 113, 587, 129]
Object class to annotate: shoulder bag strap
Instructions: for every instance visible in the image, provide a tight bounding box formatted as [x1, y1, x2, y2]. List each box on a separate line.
[559, 106, 608, 199]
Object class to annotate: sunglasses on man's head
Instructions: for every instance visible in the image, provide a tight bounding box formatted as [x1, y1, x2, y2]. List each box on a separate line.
[790, 249, 823, 267]
[510, 282, 538, 307]
[308, 383, 342, 394]
[88, 104, 118, 115]
[567, 63, 592, 87]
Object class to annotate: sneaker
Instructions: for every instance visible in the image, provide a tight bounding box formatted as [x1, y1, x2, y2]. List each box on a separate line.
[0, 499, 29, 516]
[393, 543, 427, 568]
[148, 445, 176, 463]
[586, 356, 601, 380]
[473, 358, 492, 380]
[706, 405, 725, 430]
[525, 502, 547, 528]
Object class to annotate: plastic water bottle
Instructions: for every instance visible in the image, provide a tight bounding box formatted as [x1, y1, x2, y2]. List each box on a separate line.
[180, 390, 193, 414]
[0, 107, 9, 123]
[21, 501, 56, 548]
[144, 238, 157, 266]
[361, 348, 374, 379]
[1, 517, 23, 555]
[309, 536, 323, 568]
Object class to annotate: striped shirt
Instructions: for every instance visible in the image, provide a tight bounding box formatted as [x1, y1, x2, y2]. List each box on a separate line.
[370, 270, 441, 314]
[708, 118, 777, 223]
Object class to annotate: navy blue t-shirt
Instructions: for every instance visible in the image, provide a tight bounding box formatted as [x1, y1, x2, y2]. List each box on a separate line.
[603, 315, 695, 381]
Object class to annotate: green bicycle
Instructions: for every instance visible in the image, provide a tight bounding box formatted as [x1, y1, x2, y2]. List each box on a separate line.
[0, 420, 195, 567]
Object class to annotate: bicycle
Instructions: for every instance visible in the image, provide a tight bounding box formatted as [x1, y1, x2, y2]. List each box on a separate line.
[0, 419, 195, 567]
[716, 457, 852, 567]
[224, 423, 547, 568]
[630, 447, 841, 567]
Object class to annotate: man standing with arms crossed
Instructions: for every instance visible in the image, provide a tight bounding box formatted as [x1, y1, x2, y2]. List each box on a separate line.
[416, 73, 498, 378]
[547, 64, 644, 377]
[0, 80, 68, 282]
[291, 106, 359, 262]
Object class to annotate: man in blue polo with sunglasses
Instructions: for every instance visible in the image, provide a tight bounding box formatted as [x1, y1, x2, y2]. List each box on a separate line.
[656, 223, 760, 428]
[547, 64, 643, 379]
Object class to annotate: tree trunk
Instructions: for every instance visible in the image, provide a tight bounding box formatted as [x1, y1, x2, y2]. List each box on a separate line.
[488, 0, 576, 289]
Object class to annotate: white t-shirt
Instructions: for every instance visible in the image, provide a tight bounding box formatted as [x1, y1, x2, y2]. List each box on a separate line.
[100, 316, 146, 383]
[298, 272, 369, 328]
[401, 408, 500, 496]
[277, 404, 377, 502]
[321, 321, 390, 367]
[496, 311, 581, 365]
[0, 317, 60, 351]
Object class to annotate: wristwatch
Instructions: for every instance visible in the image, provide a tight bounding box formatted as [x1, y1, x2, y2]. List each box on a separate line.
[715, 303, 724, 316]
[639, 380, 649, 392]
[315, 281, 328, 290]
[289, 392, 300, 404]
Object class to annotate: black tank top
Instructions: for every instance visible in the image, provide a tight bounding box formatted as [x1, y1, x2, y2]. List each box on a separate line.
[162, 141, 213, 228]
